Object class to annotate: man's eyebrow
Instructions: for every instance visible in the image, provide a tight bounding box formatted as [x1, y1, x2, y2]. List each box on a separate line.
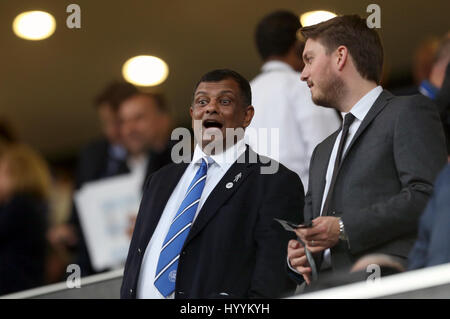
[218, 90, 235, 95]
[194, 90, 235, 96]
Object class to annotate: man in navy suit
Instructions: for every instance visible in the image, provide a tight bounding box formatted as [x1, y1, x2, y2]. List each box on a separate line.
[121, 69, 304, 299]
[409, 164, 450, 269]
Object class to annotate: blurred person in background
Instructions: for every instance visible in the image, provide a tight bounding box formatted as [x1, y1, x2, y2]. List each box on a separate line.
[429, 35, 450, 158]
[394, 34, 450, 157]
[408, 163, 450, 269]
[0, 144, 51, 295]
[47, 81, 138, 277]
[118, 92, 175, 238]
[75, 81, 139, 185]
[118, 92, 174, 183]
[247, 10, 340, 190]
[393, 37, 440, 96]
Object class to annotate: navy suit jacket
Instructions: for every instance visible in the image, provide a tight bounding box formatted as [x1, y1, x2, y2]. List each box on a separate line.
[121, 146, 304, 299]
[409, 164, 450, 269]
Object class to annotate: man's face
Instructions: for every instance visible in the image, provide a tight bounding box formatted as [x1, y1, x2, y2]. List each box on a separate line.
[190, 78, 254, 152]
[97, 104, 122, 145]
[119, 95, 163, 156]
[301, 38, 344, 108]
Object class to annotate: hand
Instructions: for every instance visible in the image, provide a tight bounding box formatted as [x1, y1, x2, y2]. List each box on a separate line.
[287, 240, 312, 285]
[295, 216, 340, 251]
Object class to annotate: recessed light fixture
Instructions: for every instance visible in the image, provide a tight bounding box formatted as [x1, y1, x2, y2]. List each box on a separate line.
[300, 10, 337, 27]
[13, 11, 56, 41]
[122, 55, 169, 87]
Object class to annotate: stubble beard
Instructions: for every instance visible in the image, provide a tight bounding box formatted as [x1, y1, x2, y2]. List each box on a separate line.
[312, 71, 346, 110]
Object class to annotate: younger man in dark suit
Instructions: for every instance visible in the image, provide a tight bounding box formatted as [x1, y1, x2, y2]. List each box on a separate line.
[287, 15, 447, 287]
[121, 69, 304, 299]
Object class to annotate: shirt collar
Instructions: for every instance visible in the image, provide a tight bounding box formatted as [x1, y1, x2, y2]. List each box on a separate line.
[261, 60, 294, 73]
[192, 138, 247, 171]
[340, 86, 383, 122]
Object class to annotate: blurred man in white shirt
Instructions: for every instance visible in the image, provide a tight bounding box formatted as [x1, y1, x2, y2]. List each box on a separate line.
[247, 11, 340, 190]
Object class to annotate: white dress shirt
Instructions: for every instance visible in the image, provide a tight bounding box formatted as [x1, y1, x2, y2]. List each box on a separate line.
[246, 60, 340, 191]
[127, 154, 149, 186]
[137, 138, 247, 298]
[287, 86, 383, 274]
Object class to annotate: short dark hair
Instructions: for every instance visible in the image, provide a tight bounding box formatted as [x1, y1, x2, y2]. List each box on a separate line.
[118, 92, 170, 116]
[255, 10, 301, 60]
[94, 81, 138, 110]
[300, 15, 384, 84]
[141, 92, 170, 114]
[193, 69, 252, 106]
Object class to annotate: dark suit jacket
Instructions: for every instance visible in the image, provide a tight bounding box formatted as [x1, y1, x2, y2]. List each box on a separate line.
[408, 164, 450, 269]
[121, 146, 304, 299]
[0, 194, 48, 295]
[291, 90, 447, 282]
[71, 138, 174, 276]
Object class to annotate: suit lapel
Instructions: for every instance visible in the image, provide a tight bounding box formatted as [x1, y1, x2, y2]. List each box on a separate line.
[313, 131, 339, 218]
[341, 90, 393, 165]
[312, 91, 393, 218]
[183, 147, 256, 247]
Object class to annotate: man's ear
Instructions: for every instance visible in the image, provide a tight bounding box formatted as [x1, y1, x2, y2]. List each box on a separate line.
[189, 106, 193, 118]
[242, 105, 255, 128]
[335, 45, 349, 71]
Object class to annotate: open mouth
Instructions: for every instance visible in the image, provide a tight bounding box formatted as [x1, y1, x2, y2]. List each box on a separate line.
[203, 119, 223, 129]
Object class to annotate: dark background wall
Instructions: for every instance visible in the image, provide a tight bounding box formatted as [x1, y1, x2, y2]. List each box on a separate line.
[0, 0, 449, 161]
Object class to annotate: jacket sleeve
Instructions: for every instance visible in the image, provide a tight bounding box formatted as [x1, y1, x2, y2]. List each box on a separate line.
[248, 167, 305, 298]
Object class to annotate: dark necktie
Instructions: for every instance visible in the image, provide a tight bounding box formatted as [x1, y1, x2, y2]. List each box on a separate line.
[321, 113, 356, 216]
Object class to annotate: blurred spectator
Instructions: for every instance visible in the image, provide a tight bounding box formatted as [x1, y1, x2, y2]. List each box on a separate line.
[432, 37, 450, 156]
[0, 144, 51, 295]
[47, 81, 138, 277]
[118, 92, 175, 238]
[76, 81, 139, 185]
[392, 34, 450, 156]
[247, 10, 340, 189]
[393, 37, 440, 95]
[408, 164, 450, 269]
[418, 35, 450, 100]
[118, 92, 174, 183]
[413, 37, 441, 86]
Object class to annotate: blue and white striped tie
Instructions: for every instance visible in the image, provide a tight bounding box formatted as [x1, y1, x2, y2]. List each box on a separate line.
[154, 157, 209, 297]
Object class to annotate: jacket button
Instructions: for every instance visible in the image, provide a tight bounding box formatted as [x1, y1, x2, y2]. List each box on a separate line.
[130, 289, 133, 294]
[178, 291, 185, 295]
[181, 251, 186, 256]
[137, 248, 142, 254]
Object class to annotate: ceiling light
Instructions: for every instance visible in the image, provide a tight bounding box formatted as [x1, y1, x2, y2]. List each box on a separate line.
[13, 11, 56, 41]
[300, 10, 337, 27]
[122, 55, 169, 87]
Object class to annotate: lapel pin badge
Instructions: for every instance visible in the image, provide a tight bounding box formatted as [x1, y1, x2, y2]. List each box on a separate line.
[226, 182, 233, 189]
[234, 172, 242, 183]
